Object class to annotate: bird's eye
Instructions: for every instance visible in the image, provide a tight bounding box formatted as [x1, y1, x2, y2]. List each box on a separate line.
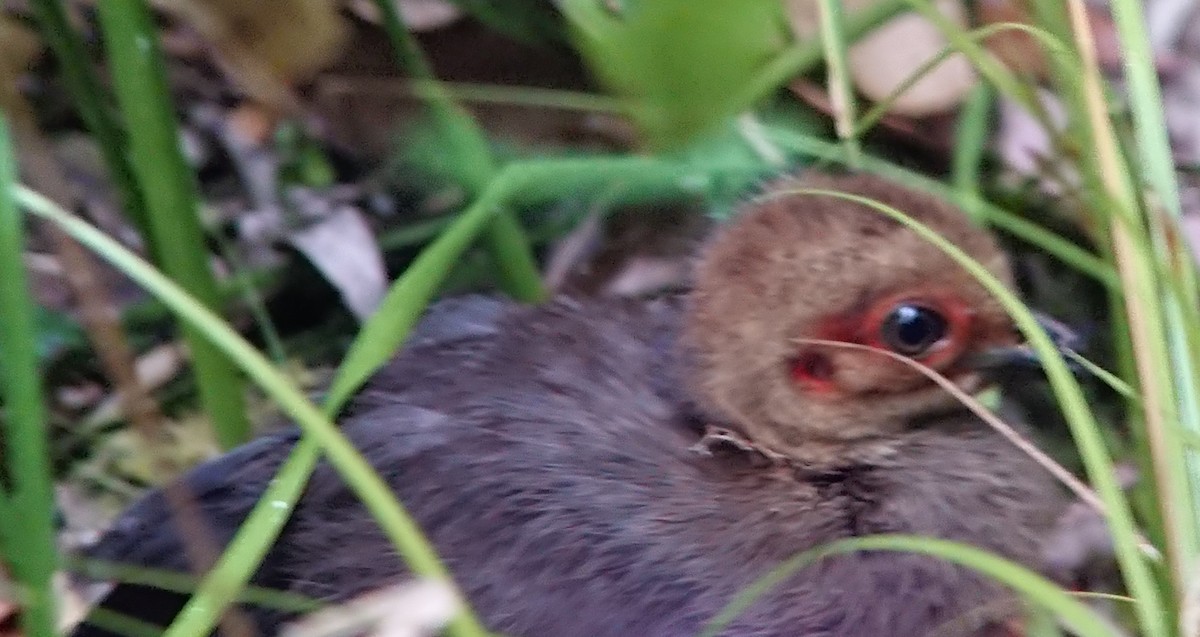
[880, 304, 948, 356]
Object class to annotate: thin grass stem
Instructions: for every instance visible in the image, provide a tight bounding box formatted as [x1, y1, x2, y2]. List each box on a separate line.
[952, 83, 994, 223]
[370, 0, 544, 302]
[1066, 0, 1193, 621]
[65, 556, 321, 614]
[96, 0, 251, 449]
[903, 0, 1055, 134]
[27, 0, 152, 238]
[16, 185, 491, 637]
[856, 22, 1068, 137]
[816, 0, 860, 166]
[1110, 0, 1200, 600]
[733, 0, 909, 111]
[0, 115, 59, 637]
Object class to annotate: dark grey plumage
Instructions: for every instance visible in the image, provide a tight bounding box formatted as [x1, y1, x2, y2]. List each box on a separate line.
[77, 294, 1057, 637]
[74, 173, 1066, 637]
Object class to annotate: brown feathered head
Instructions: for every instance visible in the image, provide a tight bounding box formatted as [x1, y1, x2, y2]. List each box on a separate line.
[685, 172, 1019, 462]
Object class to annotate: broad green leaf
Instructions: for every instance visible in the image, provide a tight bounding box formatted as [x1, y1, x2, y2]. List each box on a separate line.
[562, 0, 787, 150]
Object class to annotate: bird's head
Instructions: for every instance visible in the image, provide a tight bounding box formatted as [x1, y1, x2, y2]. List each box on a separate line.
[685, 172, 1023, 463]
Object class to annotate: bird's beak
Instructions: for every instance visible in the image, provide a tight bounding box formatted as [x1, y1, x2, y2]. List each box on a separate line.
[965, 310, 1086, 374]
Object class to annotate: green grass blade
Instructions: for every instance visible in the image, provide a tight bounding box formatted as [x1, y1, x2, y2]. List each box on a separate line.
[855, 22, 1068, 138]
[561, 0, 788, 150]
[27, 0, 152, 238]
[816, 0, 860, 165]
[159, 439, 321, 637]
[96, 0, 251, 449]
[952, 83, 994, 223]
[479, 211, 544, 301]
[1108, 0, 1183, 219]
[0, 115, 59, 637]
[212, 235, 287, 364]
[16, 186, 489, 637]
[371, 0, 544, 302]
[328, 155, 703, 408]
[1029, 0, 1163, 575]
[323, 175, 511, 410]
[701, 535, 1118, 637]
[398, 79, 626, 114]
[66, 557, 321, 614]
[160, 179, 517, 637]
[1065, 351, 1139, 401]
[1027, 0, 1114, 213]
[1063, 0, 1193, 614]
[86, 609, 166, 637]
[903, 0, 1050, 128]
[1110, 0, 1200, 596]
[369, 0, 493, 188]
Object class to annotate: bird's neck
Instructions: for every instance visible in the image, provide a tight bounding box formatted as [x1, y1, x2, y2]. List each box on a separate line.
[688, 403, 982, 472]
[687, 415, 905, 472]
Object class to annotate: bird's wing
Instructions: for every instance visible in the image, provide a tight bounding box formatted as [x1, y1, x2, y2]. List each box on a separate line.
[403, 294, 510, 347]
[84, 296, 508, 568]
[71, 428, 299, 637]
[70, 298, 510, 637]
[84, 429, 299, 571]
[72, 402, 458, 637]
[340, 294, 514, 416]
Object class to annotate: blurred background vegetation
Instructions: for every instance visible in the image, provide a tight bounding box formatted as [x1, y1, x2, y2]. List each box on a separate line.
[2, 0, 1200, 635]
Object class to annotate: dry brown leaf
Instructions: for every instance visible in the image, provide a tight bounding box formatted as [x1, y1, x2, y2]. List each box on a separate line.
[286, 201, 387, 322]
[979, 0, 1126, 79]
[0, 569, 17, 637]
[346, 0, 463, 32]
[993, 90, 1077, 196]
[977, 0, 1047, 78]
[787, 78, 957, 153]
[282, 580, 458, 637]
[786, 0, 976, 116]
[227, 102, 279, 147]
[0, 15, 43, 115]
[150, 0, 349, 110]
[80, 344, 185, 428]
[55, 572, 92, 633]
[785, 0, 877, 37]
[0, 568, 94, 637]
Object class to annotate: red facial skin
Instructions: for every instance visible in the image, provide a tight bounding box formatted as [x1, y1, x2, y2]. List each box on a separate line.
[789, 288, 978, 394]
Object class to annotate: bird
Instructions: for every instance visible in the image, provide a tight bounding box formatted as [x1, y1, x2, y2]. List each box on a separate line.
[72, 172, 1065, 637]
